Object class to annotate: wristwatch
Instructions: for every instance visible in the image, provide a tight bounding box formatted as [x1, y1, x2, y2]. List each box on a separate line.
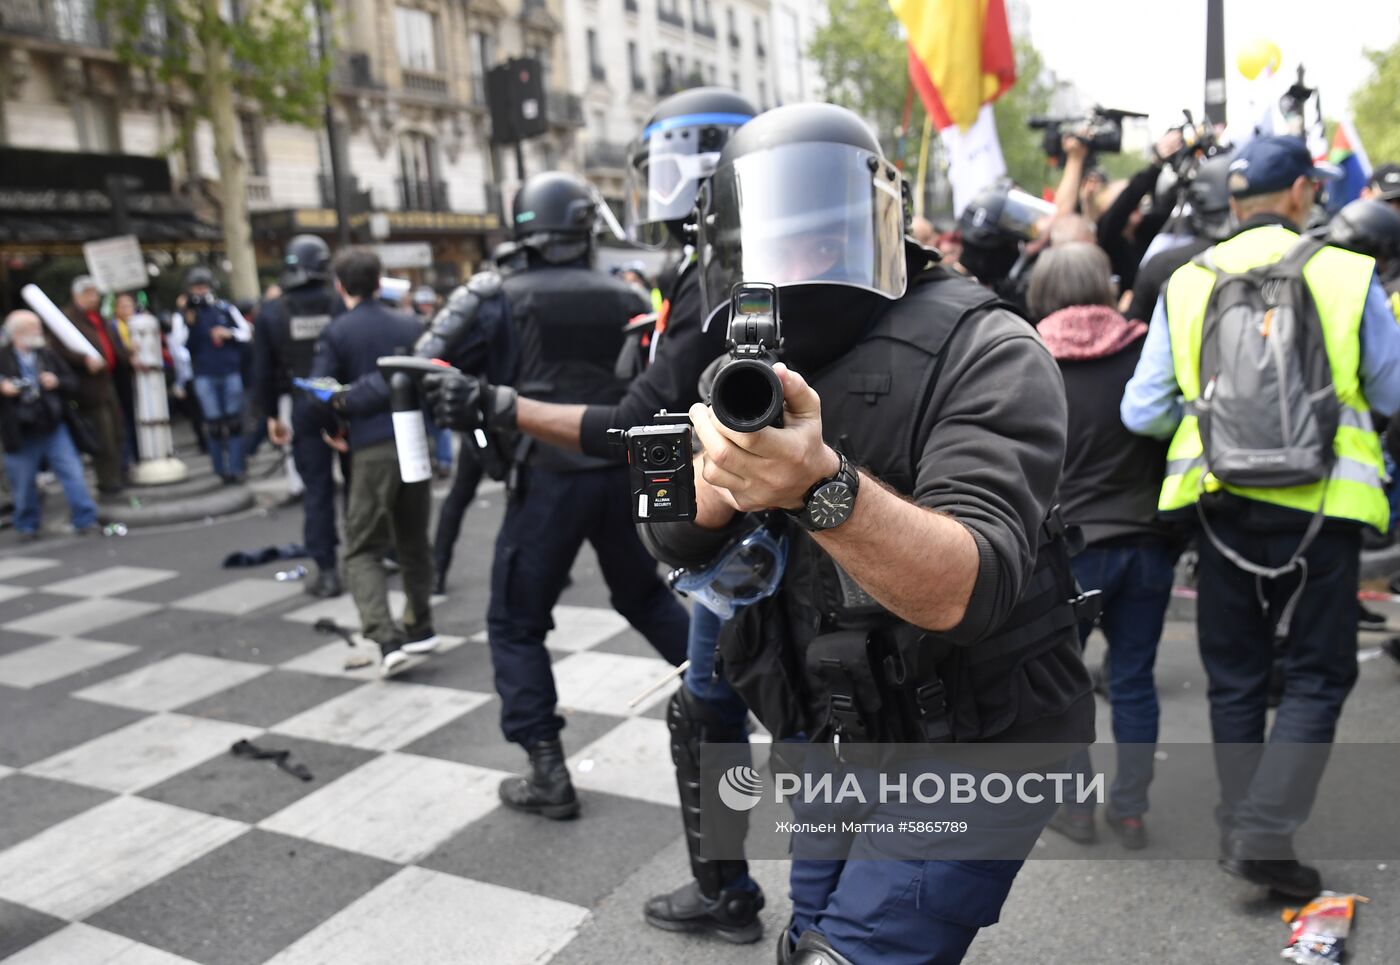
[787, 448, 860, 532]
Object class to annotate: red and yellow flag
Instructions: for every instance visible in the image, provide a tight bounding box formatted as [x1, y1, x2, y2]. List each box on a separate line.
[890, 0, 1017, 132]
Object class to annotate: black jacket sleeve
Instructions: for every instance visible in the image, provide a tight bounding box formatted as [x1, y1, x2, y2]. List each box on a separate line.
[44, 347, 80, 398]
[578, 271, 725, 458]
[1097, 163, 1161, 252]
[910, 310, 1068, 644]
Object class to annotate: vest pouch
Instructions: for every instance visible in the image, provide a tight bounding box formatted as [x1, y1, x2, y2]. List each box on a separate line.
[716, 593, 809, 740]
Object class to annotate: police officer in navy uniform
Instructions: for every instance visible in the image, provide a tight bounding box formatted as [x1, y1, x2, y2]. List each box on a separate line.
[426, 170, 690, 819]
[254, 235, 346, 598]
[425, 89, 768, 943]
[636, 103, 1095, 964]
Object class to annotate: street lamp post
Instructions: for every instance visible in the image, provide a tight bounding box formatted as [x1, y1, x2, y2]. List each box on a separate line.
[316, 4, 353, 249]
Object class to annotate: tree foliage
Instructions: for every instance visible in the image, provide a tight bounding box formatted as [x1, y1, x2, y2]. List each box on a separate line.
[99, 0, 329, 127]
[1351, 31, 1400, 165]
[809, 0, 1055, 190]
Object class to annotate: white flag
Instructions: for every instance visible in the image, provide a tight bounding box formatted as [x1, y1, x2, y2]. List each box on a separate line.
[940, 104, 1007, 217]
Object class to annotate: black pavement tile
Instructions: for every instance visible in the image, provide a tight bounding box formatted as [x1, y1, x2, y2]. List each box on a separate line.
[390, 640, 497, 693]
[420, 789, 683, 907]
[94, 607, 324, 665]
[0, 773, 114, 851]
[176, 669, 363, 728]
[593, 628, 671, 660]
[0, 685, 148, 768]
[26, 642, 172, 699]
[400, 696, 625, 772]
[139, 734, 378, 824]
[0, 591, 79, 627]
[0, 627, 52, 656]
[0, 899, 65, 960]
[88, 829, 398, 965]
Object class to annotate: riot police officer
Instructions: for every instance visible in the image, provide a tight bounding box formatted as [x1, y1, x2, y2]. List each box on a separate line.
[955, 183, 1051, 315]
[639, 104, 1095, 964]
[425, 88, 768, 943]
[1327, 197, 1400, 299]
[253, 234, 346, 597]
[426, 170, 690, 820]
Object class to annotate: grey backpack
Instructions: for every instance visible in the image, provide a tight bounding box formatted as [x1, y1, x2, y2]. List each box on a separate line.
[1192, 237, 1338, 636]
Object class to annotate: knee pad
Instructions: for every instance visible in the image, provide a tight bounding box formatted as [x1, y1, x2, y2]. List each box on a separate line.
[667, 686, 748, 770]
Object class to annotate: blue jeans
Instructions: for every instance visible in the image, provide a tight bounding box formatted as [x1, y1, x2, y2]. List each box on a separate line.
[4, 424, 99, 535]
[193, 372, 245, 478]
[1065, 537, 1177, 818]
[683, 604, 750, 728]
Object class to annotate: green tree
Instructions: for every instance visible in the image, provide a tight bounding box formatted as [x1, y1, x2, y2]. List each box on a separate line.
[1352, 32, 1400, 165]
[98, 0, 329, 300]
[809, 0, 1054, 190]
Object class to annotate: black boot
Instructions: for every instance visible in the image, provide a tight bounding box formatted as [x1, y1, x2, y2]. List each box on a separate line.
[644, 878, 764, 944]
[305, 564, 342, 598]
[499, 738, 579, 819]
[1218, 838, 1322, 898]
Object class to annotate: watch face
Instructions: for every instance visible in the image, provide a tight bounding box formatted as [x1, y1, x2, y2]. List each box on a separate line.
[807, 480, 855, 529]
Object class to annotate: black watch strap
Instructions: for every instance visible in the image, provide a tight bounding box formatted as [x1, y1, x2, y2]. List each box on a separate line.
[786, 449, 859, 532]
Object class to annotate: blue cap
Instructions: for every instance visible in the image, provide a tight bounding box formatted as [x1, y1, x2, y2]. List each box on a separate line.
[1227, 136, 1331, 198]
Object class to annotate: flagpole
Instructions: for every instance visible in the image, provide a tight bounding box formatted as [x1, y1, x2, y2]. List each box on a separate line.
[914, 112, 933, 219]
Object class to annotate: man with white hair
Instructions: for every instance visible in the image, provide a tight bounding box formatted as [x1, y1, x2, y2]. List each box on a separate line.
[0, 310, 100, 539]
[57, 275, 128, 493]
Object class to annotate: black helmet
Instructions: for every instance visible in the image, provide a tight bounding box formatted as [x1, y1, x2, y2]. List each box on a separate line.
[184, 266, 216, 291]
[1328, 199, 1400, 278]
[625, 86, 758, 248]
[1186, 152, 1236, 241]
[282, 234, 331, 289]
[958, 184, 1052, 249]
[511, 171, 598, 265]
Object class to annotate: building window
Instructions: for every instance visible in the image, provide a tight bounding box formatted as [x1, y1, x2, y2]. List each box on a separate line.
[628, 41, 645, 92]
[587, 29, 605, 81]
[472, 31, 495, 103]
[707, 63, 716, 84]
[398, 131, 442, 211]
[758, 78, 767, 109]
[239, 114, 266, 177]
[730, 69, 739, 92]
[624, 0, 638, 11]
[395, 6, 439, 72]
[72, 94, 119, 153]
[754, 15, 766, 57]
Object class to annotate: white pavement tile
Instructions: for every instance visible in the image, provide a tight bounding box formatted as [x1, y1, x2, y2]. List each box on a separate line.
[42, 565, 179, 598]
[0, 557, 60, 580]
[280, 591, 407, 629]
[0, 764, 12, 779]
[74, 653, 270, 711]
[272, 681, 488, 751]
[4, 923, 201, 965]
[26, 712, 259, 793]
[552, 650, 678, 716]
[572, 716, 680, 808]
[0, 797, 244, 919]
[260, 753, 510, 863]
[168, 578, 304, 615]
[266, 867, 588, 965]
[0, 637, 139, 689]
[4, 597, 159, 637]
[279, 634, 466, 679]
[545, 605, 630, 651]
[0, 584, 29, 605]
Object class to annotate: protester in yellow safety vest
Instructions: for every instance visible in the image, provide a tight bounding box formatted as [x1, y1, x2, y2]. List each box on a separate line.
[1121, 136, 1400, 900]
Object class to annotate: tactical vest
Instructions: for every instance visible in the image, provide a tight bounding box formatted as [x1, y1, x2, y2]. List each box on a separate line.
[1159, 225, 1388, 531]
[716, 270, 1096, 746]
[505, 265, 646, 472]
[185, 300, 241, 378]
[276, 284, 338, 386]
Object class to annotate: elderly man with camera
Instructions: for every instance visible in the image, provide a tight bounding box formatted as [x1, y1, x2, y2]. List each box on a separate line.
[0, 310, 100, 540]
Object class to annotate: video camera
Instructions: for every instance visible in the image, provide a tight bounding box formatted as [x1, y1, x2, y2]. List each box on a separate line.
[1028, 106, 1148, 164]
[609, 411, 696, 523]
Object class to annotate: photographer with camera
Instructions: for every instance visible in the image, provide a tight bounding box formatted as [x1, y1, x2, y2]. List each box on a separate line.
[425, 90, 773, 944]
[1095, 128, 1186, 291]
[636, 103, 1093, 965]
[0, 310, 100, 540]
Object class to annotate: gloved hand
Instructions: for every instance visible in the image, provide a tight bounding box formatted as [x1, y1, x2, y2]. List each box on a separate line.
[293, 377, 347, 406]
[423, 372, 518, 432]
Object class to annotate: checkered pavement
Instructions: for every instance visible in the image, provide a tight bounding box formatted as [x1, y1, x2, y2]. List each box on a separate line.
[0, 556, 692, 964]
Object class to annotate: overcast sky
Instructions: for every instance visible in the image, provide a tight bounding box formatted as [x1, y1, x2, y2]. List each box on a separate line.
[1022, 1, 1399, 144]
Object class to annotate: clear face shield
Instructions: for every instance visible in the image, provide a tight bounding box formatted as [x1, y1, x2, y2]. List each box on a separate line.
[696, 141, 908, 328]
[669, 524, 789, 620]
[624, 114, 750, 249]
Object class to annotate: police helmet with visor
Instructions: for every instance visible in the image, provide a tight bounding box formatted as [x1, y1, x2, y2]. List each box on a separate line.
[511, 171, 598, 265]
[282, 234, 332, 289]
[625, 87, 757, 249]
[696, 103, 909, 332]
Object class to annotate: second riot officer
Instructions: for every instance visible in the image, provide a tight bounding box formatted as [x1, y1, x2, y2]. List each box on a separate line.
[432, 171, 690, 817]
[253, 234, 346, 598]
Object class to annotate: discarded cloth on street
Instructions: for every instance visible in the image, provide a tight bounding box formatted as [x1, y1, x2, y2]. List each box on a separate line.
[222, 543, 307, 568]
[230, 739, 313, 782]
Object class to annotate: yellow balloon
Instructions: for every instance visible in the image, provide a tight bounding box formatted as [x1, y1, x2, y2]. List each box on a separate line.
[1238, 37, 1282, 80]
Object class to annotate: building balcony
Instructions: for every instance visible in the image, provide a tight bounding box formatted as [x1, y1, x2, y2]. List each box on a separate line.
[318, 174, 373, 213]
[584, 139, 630, 171]
[1, 0, 107, 48]
[401, 67, 450, 99]
[245, 176, 274, 210]
[589, 63, 606, 83]
[335, 51, 385, 92]
[398, 177, 449, 213]
[728, 30, 740, 49]
[657, 7, 684, 29]
[693, 20, 716, 40]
